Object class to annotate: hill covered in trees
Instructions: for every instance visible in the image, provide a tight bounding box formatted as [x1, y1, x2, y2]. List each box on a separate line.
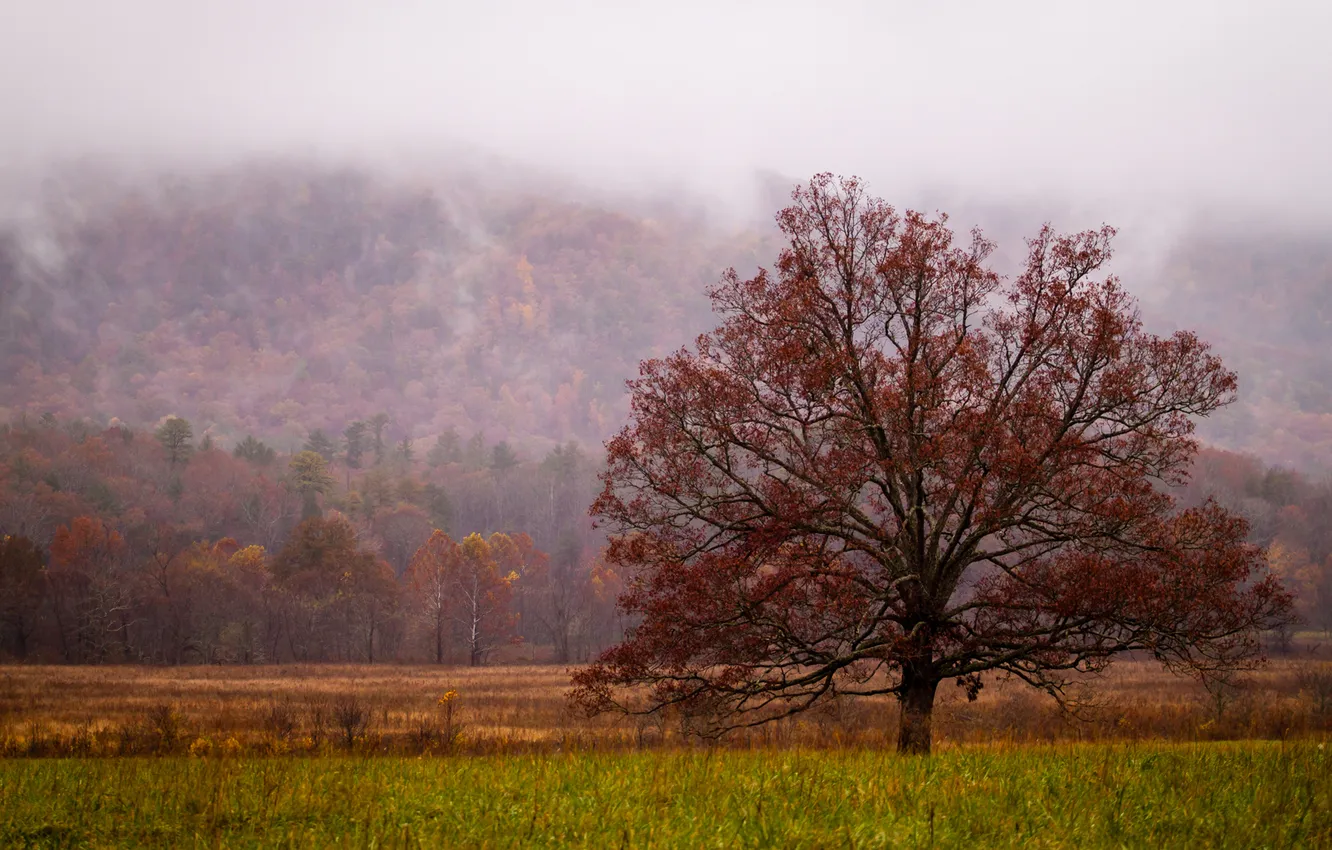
[1151, 233, 1332, 470]
[1, 161, 1330, 663]
[2, 162, 1329, 469]
[0, 162, 768, 454]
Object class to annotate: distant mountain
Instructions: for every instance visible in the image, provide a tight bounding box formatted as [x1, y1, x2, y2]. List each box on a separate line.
[2, 162, 1328, 471]
[1148, 232, 1332, 471]
[0, 163, 769, 453]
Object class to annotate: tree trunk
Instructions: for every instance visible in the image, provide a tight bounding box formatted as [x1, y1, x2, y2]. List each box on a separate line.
[897, 673, 939, 755]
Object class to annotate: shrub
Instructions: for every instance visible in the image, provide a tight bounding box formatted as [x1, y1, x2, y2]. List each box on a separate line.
[146, 703, 184, 753]
[332, 695, 369, 750]
[263, 699, 298, 741]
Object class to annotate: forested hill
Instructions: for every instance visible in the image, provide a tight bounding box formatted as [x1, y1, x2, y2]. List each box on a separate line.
[0, 163, 768, 455]
[1, 162, 1329, 470]
[1149, 233, 1332, 471]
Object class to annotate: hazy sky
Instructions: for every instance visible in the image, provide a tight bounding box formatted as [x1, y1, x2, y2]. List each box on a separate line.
[2, 1, 1330, 222]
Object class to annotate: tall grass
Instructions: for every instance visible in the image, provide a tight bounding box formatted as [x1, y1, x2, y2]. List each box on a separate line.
[0, 742, 1326, 847]
[2, 658, 1330, 756]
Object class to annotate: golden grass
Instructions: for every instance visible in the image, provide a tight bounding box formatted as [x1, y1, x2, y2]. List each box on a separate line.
[1, 653, 1329, 757]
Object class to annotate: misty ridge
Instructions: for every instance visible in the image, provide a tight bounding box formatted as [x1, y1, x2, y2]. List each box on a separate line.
[1, 157, 1329, 467]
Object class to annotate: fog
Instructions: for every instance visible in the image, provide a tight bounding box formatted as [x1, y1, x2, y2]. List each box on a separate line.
[3, 0, 1330, 223]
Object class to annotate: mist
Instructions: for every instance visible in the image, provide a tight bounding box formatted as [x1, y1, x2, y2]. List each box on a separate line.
[3, 0, 1330, 225]
[4, 0, 1332, 731]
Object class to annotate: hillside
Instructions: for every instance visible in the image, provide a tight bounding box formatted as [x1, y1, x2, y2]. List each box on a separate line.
[1149, 233, 1332, 470]
[0, 163, 769, 455]
[3, 164, 1330, 471]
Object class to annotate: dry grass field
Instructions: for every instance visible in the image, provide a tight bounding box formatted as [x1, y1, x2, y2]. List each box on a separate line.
[2, 654, 1330, 847]
[2, 648, 1330, 757]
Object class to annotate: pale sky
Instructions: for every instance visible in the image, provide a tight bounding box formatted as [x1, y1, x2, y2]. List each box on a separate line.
[2, 1, 1330, 223]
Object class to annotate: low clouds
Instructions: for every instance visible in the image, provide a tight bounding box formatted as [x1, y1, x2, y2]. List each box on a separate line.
[1, 1, 1329, 222]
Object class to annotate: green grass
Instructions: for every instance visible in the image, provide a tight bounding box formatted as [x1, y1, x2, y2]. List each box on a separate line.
[0, 742, 1327, 848]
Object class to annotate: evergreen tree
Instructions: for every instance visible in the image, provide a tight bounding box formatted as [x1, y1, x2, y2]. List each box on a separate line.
[304, 428, 336, 462]
[423, 483, 454, 534]
[155, 417, 194, 468]
[233, 435, 276, 465]
[490, 441, 519, 473]
[343, 421, 367, 469]
[427, 428, 460, 467]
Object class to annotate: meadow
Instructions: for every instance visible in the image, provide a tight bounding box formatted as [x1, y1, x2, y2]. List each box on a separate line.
[1, 656, 1330, 848]
[0, 742, 1327, 847]
[2, 655, 1331, 756]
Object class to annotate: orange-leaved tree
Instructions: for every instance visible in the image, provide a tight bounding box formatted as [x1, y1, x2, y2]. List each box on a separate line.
[572, 174, 1293, 754]
[48, 515, 129, 662]
[457, 533, 521, 666]
[405, 531, 523, 665]
[405, 530, 465, 664]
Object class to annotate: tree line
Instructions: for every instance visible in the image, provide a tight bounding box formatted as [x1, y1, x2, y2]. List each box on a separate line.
[0, 411, 624, 664]
[0, 515, 622, 665]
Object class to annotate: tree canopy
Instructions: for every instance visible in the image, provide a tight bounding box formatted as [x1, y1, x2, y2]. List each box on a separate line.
[572, 174, 1293, 754]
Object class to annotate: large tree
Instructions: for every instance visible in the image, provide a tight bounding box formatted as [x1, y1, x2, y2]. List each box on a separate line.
[572, 175, 1292, 754]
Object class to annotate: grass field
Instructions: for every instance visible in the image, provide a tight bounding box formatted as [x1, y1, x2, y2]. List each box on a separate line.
[0, 742, 1327, 848]
[1, 658, 1330, 847]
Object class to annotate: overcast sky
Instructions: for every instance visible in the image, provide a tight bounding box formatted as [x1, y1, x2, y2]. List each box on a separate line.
[2, 0, 1330, 224]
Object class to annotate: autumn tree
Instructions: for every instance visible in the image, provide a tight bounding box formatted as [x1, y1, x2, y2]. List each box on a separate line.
[374, 502, 432, 577]
[357, 468, 395, 520]
[240, 475, 295, 551]
[132, 522, 199, 663]
[48, 516, 129, 662]
[572, 175, 1293, 754]
[456, 533, 521, 665]
[402, 531, 520, 665]
[404, 530, 463, 663]
[155, 417, 194, 468]
[270, 516, 395, 661]
[288, 450, 334, 520]
[525, 534, 588, 663]
[221, 543, 276, 662]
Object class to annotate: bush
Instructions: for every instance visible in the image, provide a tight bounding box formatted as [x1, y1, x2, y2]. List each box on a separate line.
[146, 704, 184, 752]
[332, 695, 369, 750]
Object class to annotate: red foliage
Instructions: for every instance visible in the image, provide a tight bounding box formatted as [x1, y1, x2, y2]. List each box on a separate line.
[50, 516, 125, 572]
[572, 175, 1294, 753]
